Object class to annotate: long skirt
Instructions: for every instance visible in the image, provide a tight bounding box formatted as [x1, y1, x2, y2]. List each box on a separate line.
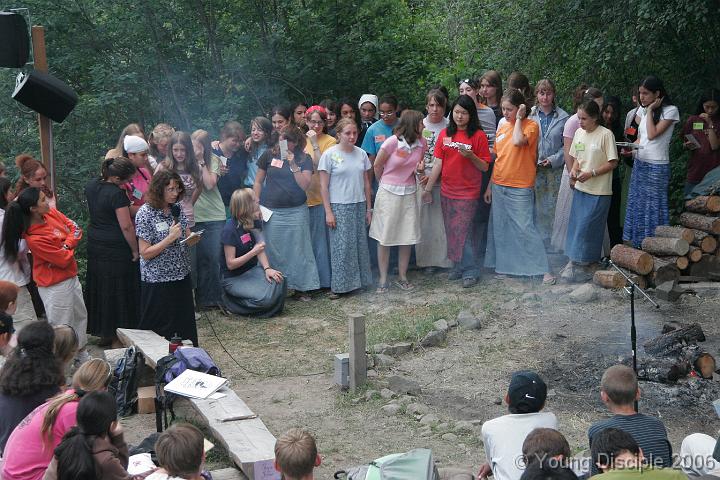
[85, 254, 140, 338]
[193, 220, 224, 308]
[263, 204, 320, 292]
[623, 159, 670, 248]
[308, 205, 332, 289]
[565, 190, 611, 263]
[369, 188, 421, 246]
[221, 265, 287, 318]
[38, 276, 88, 348]
[415, 185, 452, 268]
[620, 162, 633, 225]
[139, 275, 197, 346]
[550, 167, 573, 252]
[535, 166, 563, 242]
[12, 285, 38, 332]
[329, 202, 372, 293]
[485, 184, 549, 276]
[440, 196, 481, 263]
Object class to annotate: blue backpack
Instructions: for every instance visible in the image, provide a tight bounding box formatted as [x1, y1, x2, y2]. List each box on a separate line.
[154, 347, 221, 431]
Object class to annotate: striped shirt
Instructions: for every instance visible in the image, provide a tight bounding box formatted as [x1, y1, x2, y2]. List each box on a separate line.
[588, 414, 672, 475]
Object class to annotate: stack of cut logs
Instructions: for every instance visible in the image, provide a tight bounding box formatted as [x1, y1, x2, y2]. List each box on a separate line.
[595, 195, 720, 289]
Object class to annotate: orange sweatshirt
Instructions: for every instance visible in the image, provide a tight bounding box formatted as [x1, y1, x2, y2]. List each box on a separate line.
[24, 208, 82, 287]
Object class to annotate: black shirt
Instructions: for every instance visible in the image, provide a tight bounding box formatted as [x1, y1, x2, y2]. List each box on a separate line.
[220, 219, 262, 278]
[213, 146, 249, 206]
[85, 178, 132, 259]
[257, 150, 313, 209]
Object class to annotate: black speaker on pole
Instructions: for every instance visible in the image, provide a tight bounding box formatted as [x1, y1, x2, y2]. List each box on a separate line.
[12, 71, 78, 123]
[0, 12, 30, 68]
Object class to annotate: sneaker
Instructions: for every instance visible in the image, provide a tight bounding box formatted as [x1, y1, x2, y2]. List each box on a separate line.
[448, 270, 462, 281]
[462, 277, 478, 288]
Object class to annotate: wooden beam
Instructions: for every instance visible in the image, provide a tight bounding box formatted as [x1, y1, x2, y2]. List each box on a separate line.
[116, 328, 277, 479]
[348, 314, 367, 392]
[30, 25, 56, 193]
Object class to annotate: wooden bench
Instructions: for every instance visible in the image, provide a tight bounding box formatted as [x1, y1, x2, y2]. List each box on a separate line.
[116, 328, 278, 480]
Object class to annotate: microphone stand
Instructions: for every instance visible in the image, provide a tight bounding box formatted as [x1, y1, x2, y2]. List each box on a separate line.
[607, 260, 659, 412]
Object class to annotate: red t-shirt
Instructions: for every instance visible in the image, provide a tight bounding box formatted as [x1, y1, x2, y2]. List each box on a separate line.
[433, 128, 491, 199]
[682, 114, 720, 183]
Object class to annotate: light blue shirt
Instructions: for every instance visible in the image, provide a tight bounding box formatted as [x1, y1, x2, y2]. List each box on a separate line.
[361, 120, 396, 157]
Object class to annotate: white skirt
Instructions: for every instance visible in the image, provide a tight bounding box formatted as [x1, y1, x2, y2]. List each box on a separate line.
[369, 188, 421, 246]
[38, 276, 88, 348]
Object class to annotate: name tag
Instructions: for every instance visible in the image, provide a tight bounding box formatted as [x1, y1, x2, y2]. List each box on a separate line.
[374, 135, 386, 143]
[219, 156, 228, 167]
[396, 149, 410, 158]
[155, 221, 169, 232]
[624, 126, 637, 136]
[422, 129, 433, 139]
[443, 137, 452, 146]
[132, 188, 143, 200]
[240, 233, 252, 244]
[270, 158, 284, 168]
[575, 142, 585, 152]
[693, 122, 705, 130]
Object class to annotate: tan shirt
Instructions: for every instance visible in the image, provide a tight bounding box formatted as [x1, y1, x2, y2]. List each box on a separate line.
[569, 125, 618, 196]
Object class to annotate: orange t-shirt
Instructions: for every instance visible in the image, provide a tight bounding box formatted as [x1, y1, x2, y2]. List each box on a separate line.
[492, 119, 539, 188]
[24, 208, 82, 287]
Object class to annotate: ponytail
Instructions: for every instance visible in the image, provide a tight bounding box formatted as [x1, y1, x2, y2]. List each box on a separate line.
[54, 427, 96, 480]
[1, 187, 39, 263]
[100, 156, 136, 181]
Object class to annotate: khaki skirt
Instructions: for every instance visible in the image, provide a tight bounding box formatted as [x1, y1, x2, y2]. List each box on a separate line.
[369, 187, 421, 246]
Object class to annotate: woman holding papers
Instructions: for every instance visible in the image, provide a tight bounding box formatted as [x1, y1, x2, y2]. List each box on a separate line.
[253, 126, 319, 300]
[220, 189, 286, 317]
[135, 170, 199, 346]
[681, 89, 719, 195]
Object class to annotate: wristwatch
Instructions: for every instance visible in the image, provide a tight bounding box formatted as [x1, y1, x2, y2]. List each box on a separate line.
[289, 165, 300, 173]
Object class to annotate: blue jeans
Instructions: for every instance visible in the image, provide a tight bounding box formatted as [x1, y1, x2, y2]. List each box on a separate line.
[193, 220, 224, 307]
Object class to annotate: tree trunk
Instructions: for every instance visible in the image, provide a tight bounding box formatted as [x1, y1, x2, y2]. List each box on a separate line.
[659, 256, 689, 270]
[648, 257, 680, 287]
[679, 213, 720, 234]
[617, 267, 648, 289]
[654, 225, 695, 243]
[687, 246, 703, 262]
[690, 229, 718, 252]
[610, 245, 654, 275]
[685, 196, 720, 214]
[593, 270, 626, 288]
[643, 322, 706, 355]
[641, 237, 690, 256]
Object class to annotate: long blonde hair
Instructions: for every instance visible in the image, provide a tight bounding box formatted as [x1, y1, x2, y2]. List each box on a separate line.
[42, 358, 111, 445]
[229, 188, 256, 230]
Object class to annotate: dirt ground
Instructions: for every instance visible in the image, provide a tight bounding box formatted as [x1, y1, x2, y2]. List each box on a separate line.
[115, 271, 720, 477]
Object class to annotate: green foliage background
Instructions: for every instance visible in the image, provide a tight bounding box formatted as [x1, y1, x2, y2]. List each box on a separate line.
[0, 0, 719, 231]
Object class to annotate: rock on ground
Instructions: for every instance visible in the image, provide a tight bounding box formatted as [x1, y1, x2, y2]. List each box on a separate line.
[388, 375, 422, 396]
[569, 283, 597, 303]
[421, 329, 447, 347]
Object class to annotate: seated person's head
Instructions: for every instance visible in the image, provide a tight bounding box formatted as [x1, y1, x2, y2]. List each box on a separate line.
[520, 459, 579, 480]
[600, 365, 638, 408]
[0, 311, 14, 349]
[155, 423, 205, 478]
[53, 324, 79, 369]
[506, 370, 547, 414]
[0, 321, 64, 396]
[274, 428, 320, 480]
[523, 428, 571, 467]
[591, 428, 643, 472]
[0, 281, 19, 314]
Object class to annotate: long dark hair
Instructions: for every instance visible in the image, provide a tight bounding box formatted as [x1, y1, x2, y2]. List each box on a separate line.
[1, 187, 41, 263]
[100, 157, 136, 182]
[0, 177, 12, 210]
[447, 95, 480, 138]
[639, 75, 673, 124]
[602, 96, 623, 139]
[695, 88, 720, 117]
[54, 391, 117, 480]
[0, 321, 64, 396]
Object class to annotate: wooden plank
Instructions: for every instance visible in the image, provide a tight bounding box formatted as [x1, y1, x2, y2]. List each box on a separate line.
[116, 328, 277, 479]
[30, 26, 56, 194]
[348, 314, 367, 392]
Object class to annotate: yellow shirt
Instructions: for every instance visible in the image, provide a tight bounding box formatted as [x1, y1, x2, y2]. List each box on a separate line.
[305, 134, 337, 207]
[569, 125, 618, 196]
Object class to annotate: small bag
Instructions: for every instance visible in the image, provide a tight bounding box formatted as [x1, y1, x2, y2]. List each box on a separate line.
[112, 346, 145, 417]
[334, 448, 439, 480]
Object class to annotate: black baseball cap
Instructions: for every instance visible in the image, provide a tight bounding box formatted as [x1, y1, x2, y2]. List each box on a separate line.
[508, 370, 547, 413]
[0, 312, 14, 335]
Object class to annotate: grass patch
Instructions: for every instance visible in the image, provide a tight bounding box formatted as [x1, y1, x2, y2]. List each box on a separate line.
[366, 299, 466, 346]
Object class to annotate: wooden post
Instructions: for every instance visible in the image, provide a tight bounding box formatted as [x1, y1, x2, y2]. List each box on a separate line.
[30, 25, 56, 193]
[348, 314, 367, 392]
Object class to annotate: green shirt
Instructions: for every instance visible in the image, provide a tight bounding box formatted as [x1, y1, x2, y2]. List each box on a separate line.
[595, 468, 687, 480]
[194, 153, 227, 222]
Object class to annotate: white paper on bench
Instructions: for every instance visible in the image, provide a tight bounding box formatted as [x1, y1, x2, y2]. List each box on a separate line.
[164, 369, 228, 399]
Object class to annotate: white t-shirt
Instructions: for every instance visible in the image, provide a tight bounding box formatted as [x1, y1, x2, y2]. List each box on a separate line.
[638, 105, 680, 164]
[481, 411, 558, 480]
[422, 117, 449, 170]
[318, 145, 371, 204]
[0, 209, 31, 286]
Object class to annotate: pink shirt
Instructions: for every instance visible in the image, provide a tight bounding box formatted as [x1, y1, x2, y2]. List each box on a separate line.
[563, 113, 580, 140]
[2, 396, 79, 480]
[378, 135, 427, 186]
[122, 167, 151, 207]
